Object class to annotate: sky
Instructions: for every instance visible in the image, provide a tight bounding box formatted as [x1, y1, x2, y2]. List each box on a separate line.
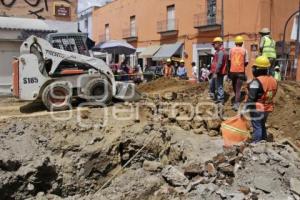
[78, 0, 109, 12]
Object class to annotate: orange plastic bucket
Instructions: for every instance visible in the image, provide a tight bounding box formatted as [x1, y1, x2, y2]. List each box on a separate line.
[221, 115, 251, 147]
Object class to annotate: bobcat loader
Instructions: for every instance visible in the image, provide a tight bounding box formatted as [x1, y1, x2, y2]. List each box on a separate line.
[12, 34, 140, 111]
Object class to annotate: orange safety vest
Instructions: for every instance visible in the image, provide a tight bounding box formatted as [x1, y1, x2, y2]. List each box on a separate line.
[164, 65, 173, 77]
[211, 48, 227, 75]
[230, 47, 246, 73]
[256, 76, 278, 112]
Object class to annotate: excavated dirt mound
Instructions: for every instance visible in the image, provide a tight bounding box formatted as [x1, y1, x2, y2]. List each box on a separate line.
[0, 78, 299, 199]
[137, 78, 198, 94]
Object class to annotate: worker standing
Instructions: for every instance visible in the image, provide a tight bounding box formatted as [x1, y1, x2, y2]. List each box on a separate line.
[259, 28, 277, 74]
[177, 60, 187, 79]
[164, 58, 173, 78]
[243, 56, 278, 143]
[229, 36, 249, 111]
[209, 37, 227, 105]
[274, 66, 282, 81]
[191, 62, 198, 81]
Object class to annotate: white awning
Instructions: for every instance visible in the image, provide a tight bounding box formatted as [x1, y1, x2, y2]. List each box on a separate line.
[139, 45, 161, 58]
[152, 42, 183, 61]
[136, 47, 146, 54]
[0, 17, 56, 32]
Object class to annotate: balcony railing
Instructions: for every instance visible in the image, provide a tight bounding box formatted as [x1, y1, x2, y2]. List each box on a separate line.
[157, 18, 178, 34]
[194, 11, 221, 31]
[122, 27, 138, 41]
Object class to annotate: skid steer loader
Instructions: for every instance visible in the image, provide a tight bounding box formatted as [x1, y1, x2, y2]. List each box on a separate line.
[12, 34, 140, 111]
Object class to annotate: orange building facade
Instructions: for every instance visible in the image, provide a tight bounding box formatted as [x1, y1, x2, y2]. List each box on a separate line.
[92, 0, 299, 77]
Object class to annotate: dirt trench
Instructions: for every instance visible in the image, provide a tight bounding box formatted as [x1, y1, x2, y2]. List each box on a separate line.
[0, 77, 299, 200]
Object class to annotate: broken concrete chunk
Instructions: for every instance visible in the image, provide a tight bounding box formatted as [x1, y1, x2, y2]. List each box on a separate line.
[218, 163, 235, 177]
[254, 176, 274, 193]
[205, 163, 217, 177]
[239, 186, 251, 195]
[183, 162, 204, 177]
[215, 189, 226, 199]
[161, 165, 189, 187]
[259, 153, 269, 164]
[252, 143, 267, 154]
[213, 153, 227, 165]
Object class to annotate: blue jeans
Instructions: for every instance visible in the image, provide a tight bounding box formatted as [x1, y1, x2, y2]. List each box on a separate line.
[209, 75, 224, 104]
[250, 111, 269, 143]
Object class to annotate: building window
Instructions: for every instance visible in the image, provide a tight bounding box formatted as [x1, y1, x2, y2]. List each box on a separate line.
[130, 16, 136, 37]
[105, 24, 110, 41]
[84, 19, 88, 29]
[167, 5, 175, 31]
[207, 0, 217, 25]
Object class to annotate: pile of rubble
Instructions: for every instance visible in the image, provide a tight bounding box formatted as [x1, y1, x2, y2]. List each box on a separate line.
[150, 142, 300, 200]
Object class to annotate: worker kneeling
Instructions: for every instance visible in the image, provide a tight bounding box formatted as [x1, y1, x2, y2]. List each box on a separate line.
[242, 56, 278, 143]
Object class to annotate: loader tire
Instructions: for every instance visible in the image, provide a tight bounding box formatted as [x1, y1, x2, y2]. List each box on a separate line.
[42, 82, 72, 111]
[84, 78, 113, 105]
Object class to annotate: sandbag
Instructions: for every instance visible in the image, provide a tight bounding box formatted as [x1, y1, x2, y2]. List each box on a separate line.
[221, 115, 251, 147]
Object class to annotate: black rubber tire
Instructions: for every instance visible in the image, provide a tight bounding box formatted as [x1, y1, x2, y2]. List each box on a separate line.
[42, 82, 71, 111]
[84, 78, 113, 105]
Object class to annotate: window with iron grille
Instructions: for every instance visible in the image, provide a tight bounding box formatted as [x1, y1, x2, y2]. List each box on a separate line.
[50, 35, 88, 56]
[207, 0, 217, 25]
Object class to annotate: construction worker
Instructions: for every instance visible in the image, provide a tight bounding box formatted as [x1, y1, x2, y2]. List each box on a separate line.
[259, 27, 277, 74]
[229, 35, 249, 111]
[164, 58, 173, 78]
[191, 62, 198, 81]
[177, 60, 187, 79]
[209, 37, 227, 104]
[243, 56, 278, 143]
[274, 66, 282, 81]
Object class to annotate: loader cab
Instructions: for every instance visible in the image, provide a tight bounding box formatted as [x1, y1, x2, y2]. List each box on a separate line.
[46, 33, 91, 56]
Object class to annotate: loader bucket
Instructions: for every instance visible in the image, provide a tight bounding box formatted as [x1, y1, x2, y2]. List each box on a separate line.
[114, 82, 141, 102]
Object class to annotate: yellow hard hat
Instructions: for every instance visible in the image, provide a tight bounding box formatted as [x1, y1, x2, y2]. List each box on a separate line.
[213, 37, 223, 43]
[253, 56, 271, 69]
[235, 36, 244, 44]
[259, 27, 270, 34]
[167, 58, 171, 62]
[180, 59, 185, 63]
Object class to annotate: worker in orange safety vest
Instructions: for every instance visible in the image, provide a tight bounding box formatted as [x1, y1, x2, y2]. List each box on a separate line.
[242, 56, 278, 143]
[229, 35, 249, 111]
[164, 58, 174, 78]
